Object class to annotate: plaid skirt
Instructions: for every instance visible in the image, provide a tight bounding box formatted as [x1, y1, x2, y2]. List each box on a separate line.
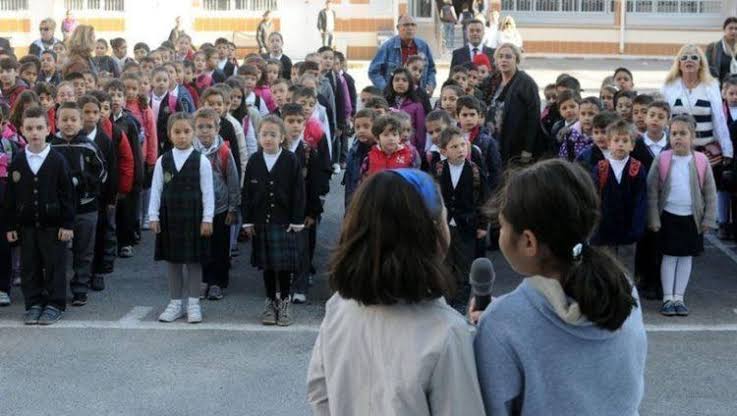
[251, 224, 305, 272]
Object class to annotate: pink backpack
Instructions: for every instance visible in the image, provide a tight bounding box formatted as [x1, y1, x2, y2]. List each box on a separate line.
[658, 150, 709, 188]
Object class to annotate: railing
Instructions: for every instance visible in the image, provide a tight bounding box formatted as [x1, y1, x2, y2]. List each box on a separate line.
[502, 0, 611, 13]
[624, 0, 721, 13]
[203, 0, 277, 10]
[0, 0, 27, 10]
[64, 0, 124, 11]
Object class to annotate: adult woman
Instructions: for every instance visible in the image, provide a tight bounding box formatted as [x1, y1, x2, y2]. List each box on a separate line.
[491, 16, 522, 50]
[64, 24, 98, 76]
[662, 44, 734, 236]
[483, 9, 499, 49]
[61, 9, 77, 41]
[705, 16, 737, 84]
[256, 11, 272, 55]
[474, 159, 647, 415]
[481, 43, 540, 164]
[307, 170, 484, 415]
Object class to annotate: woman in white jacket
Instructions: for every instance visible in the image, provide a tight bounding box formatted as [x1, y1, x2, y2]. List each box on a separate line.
[661, 43, 734, 236]
[490, 16, 523, 50]
[307, 169, 485, 416]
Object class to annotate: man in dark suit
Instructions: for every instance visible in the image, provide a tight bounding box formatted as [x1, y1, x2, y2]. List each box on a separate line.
[450, 19, 494, 69]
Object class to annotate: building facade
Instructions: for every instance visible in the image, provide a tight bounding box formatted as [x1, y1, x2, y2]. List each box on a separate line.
[0, 0, 733, 59]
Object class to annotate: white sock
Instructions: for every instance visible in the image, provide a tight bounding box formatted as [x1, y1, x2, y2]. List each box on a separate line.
[170, 299, 182, 307]
[673, 295, 684, 302]
[188, 297, 200, 307]
[661, 255, 677, 300]
[663, 295, 674, 303]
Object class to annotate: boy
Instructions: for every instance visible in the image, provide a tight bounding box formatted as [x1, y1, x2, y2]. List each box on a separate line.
[577, 111, 620, 173]
[359, 86, 382, 109]
[50, 102, 107, 306]
[55, 81, 76, 104]
[364, 96, 390, 117]
[133, 42, 150, 63]
[456, 95, 501, 192]
[592, 119, 647, 268]
[0, 57, 26, 108]
[193, 108, 240, 301]
[270, 77, 290, 115]
[282, 103, 328, 303]
[34, 82, 57, 134]
[559, 96, 601, 161]
[424, 109, 454, 171]
[439, 84, 463, 123]
[293, 85, 333, 173]
[614, 90, 636, 122]
[200, 87, 244, 179]
[343, 108, 376, 208]
[40, 50, 60, 85]
[632, 94, 654, 135]
[361, 114, 414, 177]
[215, 38, 237, 77]
[240, 64, 270, 116]
[434, 126, 489, 313]
[79, 95, 119, 291]
[631, 100, 671, 299]
[110, 38, 134, 74]
[64, 71, 87, 98]
[4, 106, 75, 324]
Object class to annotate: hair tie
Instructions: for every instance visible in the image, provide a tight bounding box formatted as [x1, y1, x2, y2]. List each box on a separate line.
[571, 242, 587, 264]
[390, 169, 441, 216]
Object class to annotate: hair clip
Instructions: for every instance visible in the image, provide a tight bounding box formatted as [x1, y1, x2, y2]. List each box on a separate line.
[572, 243, 584, 263]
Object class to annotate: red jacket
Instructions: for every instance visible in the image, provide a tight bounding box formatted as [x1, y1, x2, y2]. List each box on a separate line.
[365, 145, 413, 176]
[1, 83, 26, 109]
[101, 118, 134, 194]
[304, 118, 324, 149]
[125, 100, 158, 167]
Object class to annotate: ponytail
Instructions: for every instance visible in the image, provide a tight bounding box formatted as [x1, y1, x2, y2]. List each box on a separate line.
[563, 244, 637, 331]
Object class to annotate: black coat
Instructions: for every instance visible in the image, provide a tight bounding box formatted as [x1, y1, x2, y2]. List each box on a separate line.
[293, 140, 325, 219]
[4, 148, 76, 231]
[91, 127, 118, 206]
[261, 53, 293, 80]
[113, 112, 144, 191]
[242, 150, 305, 226]
[343, 72, 357, 117]
[326, 70, 347, 131]
[435, 159, 489, 234]
[153, 92, 189, 156]
[631, 136, 670, 172]
[218, 116, 242, 179]
[450, 45, 495, 69]
[50, 132, 107, 213]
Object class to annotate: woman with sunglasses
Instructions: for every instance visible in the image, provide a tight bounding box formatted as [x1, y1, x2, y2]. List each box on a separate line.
[662, 44, 734, 239]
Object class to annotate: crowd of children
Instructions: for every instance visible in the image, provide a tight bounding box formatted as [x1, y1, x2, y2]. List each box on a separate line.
[1, 21, 735, 326]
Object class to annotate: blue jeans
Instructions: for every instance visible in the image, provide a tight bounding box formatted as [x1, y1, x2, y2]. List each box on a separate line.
[442, 23, 455, 51]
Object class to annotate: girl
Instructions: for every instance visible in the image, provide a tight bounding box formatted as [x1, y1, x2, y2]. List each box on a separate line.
[474, 159, 646, 415]
[550, 89, 580, 150]
[182, 60, 200, 108]
[439, 84, 463, 124]
[193, 50, 214, 94]
[647, 115, 717, 316]
[265, 59, 281, 86]
[242, 115, 305, 327]
[614, 90, 636, 122]
[384, 68, 426, 151]
[308, 169, 485, 415]
[599, 84, 617, 112]
[393, 111, 422, 168]
[149, 112, 214, 324]
[613, 67, 635, 92]
[253, 59, 277, 113]
[559, 96, 600, 161]
[225, 78, 259, 160]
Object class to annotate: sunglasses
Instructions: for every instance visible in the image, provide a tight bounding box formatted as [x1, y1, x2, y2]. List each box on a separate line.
[680, 54, 700, 62]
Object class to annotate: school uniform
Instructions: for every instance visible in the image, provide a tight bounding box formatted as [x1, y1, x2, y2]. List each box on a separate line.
[242, 149, 306, 272]
[342, 140, 372, 208]
[150, 90, 188, 156]
[434, 158, 489, 313]
[576, 144, 608, 174]
[218, 116, 243, 180]
[88, 127, 119, 276]
[467, 126, 501, 192]
[3, 145, 75, 310]
[261, 53, 293, 80]
[50, 132, 107, 296]
[112, 111, 144, 249]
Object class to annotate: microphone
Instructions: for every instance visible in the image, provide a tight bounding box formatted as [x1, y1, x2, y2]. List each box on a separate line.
[469, 258, 495, 311]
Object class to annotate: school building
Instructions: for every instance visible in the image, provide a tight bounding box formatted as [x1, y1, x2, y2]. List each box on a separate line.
[0, 0, 734, 59]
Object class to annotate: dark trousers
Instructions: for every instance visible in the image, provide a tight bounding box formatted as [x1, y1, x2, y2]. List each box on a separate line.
[202, 211, 231, 288]
[70, 211, 98, 295]
[0, 228, 11, 293]
[635, 229, 662, 293]
[116, 192, 137, 247]
[93, 205, 117, 275]
[292, 217, 319, 295]
[447, 226, 474, 314]
[321, 31, 334, 48]
[20, 227, 68, 310]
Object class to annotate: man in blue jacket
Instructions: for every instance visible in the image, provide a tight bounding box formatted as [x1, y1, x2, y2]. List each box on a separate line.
[368, 15, 437, 95]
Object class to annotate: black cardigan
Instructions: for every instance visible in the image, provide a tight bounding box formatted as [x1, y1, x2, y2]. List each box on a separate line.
[242, 150, 305, 226]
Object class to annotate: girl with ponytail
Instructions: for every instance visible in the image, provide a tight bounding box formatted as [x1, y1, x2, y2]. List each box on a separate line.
[474, 159, 647, 415]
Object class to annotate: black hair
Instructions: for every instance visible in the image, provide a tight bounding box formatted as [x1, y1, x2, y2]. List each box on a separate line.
[632, 94, 654, 107]
[132, 42, 148, 52]
[456, 95, 484, 115]
[592, 111, 620, 130]
[299, 60, 320, 75]
[77, 94, 101, 109]
[63, 71, 85, 82]
[426, 109, 454, 125]
[365, 96, 390, 110]
[371, 114, 402, 138]
[22, 105, 48, 126]
[614, 90, 637, 107]
[384, 67, 418, 104]
[439, 125, 463, 149]
[317, 46, 334, 54]
[613, 67, 633, 81]
[282, 103, 305, 118]
[167, 111, 194, 134]
[556, 75, 581, 93]
[724, 16, 737, 29]
[354, 108, 377, 122]
[493, 159, 637, 330]
[361, 85, 383, 96]
[557, 90, 581, 106]
[89, 89, 111, 104]
[581, 96, 602, 110]
[647, 100, 671, 117]
[33, 82, 56, 98]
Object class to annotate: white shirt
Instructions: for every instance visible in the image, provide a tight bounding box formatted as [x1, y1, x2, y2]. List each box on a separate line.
[245, 91, 269, 116]
[263, 149, 282, 172]
[730, 106, 737, 122]
[643, 132, 668, 158]
[429, 144, 447, 161]
[217, 58, 227, 71]
[86, 127, 97, 142]
[449, 161, 464, 189]
[148, 146, 215, 223]
[665, 154, 694, 215]
[468, 43, 482, 61]
[150, 92, 166, 121]
[25, 144, 51, 175]
[608, 155, 629, 184]
[289, 135, 303, 153]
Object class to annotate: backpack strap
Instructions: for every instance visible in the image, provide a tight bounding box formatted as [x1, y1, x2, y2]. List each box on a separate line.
[658, 150, 673, 186]
[217, 142, 231, 174]
[168, 93, 177, 114]
[628, 158, 642, 178]
[596, 159, 609, 194]
[694, 151, 708, 188]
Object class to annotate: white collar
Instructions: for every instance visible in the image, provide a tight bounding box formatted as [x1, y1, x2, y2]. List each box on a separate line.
[27, 144, 51, 158]
[270, 53, 283, 60]
[151, 91, 167, 101]
[288, 135, 303, 153]
[86, 127, 97, 141]
[468, 43, 482, 52]
[263, 148, 282, 159]
[643, 131, 667, 147]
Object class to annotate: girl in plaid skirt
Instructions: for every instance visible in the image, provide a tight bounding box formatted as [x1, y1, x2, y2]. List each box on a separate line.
[242, 115, 306, 326]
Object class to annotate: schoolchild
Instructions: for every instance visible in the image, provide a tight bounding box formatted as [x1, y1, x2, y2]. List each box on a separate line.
[559, 96, 601, 161]
[576, 111, 620, 173]
[343, 108, 376, 208]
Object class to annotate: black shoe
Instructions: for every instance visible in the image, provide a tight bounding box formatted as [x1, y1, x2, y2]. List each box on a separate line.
[24, 305, 44, 325]
[38, 305, 63, 325]
[90, 275, 105, 291]
[72, 293, 88, 306]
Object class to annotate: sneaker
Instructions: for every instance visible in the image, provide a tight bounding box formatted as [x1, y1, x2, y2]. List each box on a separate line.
[200, 282, 208, 300]
[674, 300, 689, 316]
[37, 306, 63, 325]
[332, 163, 341, 174]
[24, 305, 44, 325]
[0, 291, 10, 306]
[187, 303, 202, 323]
[277, 298, 293, 326]
[261, 299, 277, 325]
[119, 246, 134, 258]
[158, 301, 185, 322]
[292, 293, 306, 304]
[71, 293, 88, 306]
[207, 285, 224, 301]
[660, 300, 677, 316]
[90, 275, 105, 292]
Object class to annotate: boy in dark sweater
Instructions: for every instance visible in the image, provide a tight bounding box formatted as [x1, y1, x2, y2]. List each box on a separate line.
[4, 106, 75, 324]
[50, 102, 107, 306]
[577, 111, 620, 173]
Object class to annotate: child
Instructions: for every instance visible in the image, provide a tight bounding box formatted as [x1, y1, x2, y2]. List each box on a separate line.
[456, 95, 501, 191]
[149, 112, 213, 323]
[56, 81, 75, 104]
[0, 57, 27, 108]
[269, 77, 289, 115]
[647, 115, 717, 316]
[182, 60, 200, 107]
[19, 62, 39, 87]
[405, 55, 433, 114]
[723, 76, 737, 240]
[193, 108, 239, 301]
[439, 84, 463, 123]
[434, 126, 489, 313]
[393, 111, 423, 169]
[50, 102, 107, 307]
[576, 112, 620, 175]
[542, 83, 557, 117]
[226, 77, 259, 160]
[93, 38, 120, 78]
[343, 108, 376, 208]
[559, 96, 601, 161]
[359, 86, 383, 109]
[613, 67, 635, 92]
[614, 90, 636, 122]
[149, 66, 189, 156]
[215, 38, 237, 77]
[241, 65, 270, 116]
[64, 71, 87, 98]
[364, 96, 390, 116]
[162, 62, 196, 112]
[293, 85, 332, 163]
[631, 100, 671, 300]
[39, 51, 61, 85]
[424, 108, 454, 170]
[361, 114, 415, 177]
[242, 115, 306, 326]
[473, 53, 492, 81]
[550, 89, 580, 150]
[449, 66, 470, 95]
[631, 94, 654, 135]
[600, 84, 617, 112]
[4, 106, 75, 324]
[200, 87, 244, 179]
[591, 120, 647, 266]
[384, 68, 426, 152]
[265, 59, 281, 85]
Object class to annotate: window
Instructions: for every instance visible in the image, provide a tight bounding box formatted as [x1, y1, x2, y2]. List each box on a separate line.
[409, 0, 433, 18]
[203, 0, 277, 10]
[0, 0, 28, 10]
[503, 0, 609, 12]
[65, 0, 124, 11]
[626, 0, 720, 13]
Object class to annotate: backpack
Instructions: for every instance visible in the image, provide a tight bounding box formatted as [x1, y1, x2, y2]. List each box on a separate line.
[657, 150, 708, 189]
[440, 4, 457, 23]
[214, 141, 232, 175]
[597, 158, 642, 194]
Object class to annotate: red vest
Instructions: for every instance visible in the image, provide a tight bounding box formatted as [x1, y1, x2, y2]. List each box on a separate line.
[367, 145, 413, 175]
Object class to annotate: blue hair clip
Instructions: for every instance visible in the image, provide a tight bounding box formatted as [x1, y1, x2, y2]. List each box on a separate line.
[390, 169, 441, 216]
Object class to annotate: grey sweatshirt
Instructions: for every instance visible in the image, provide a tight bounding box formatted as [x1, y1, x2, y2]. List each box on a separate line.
[474, 277, 647, 416]
[194, 136, 241, 215]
